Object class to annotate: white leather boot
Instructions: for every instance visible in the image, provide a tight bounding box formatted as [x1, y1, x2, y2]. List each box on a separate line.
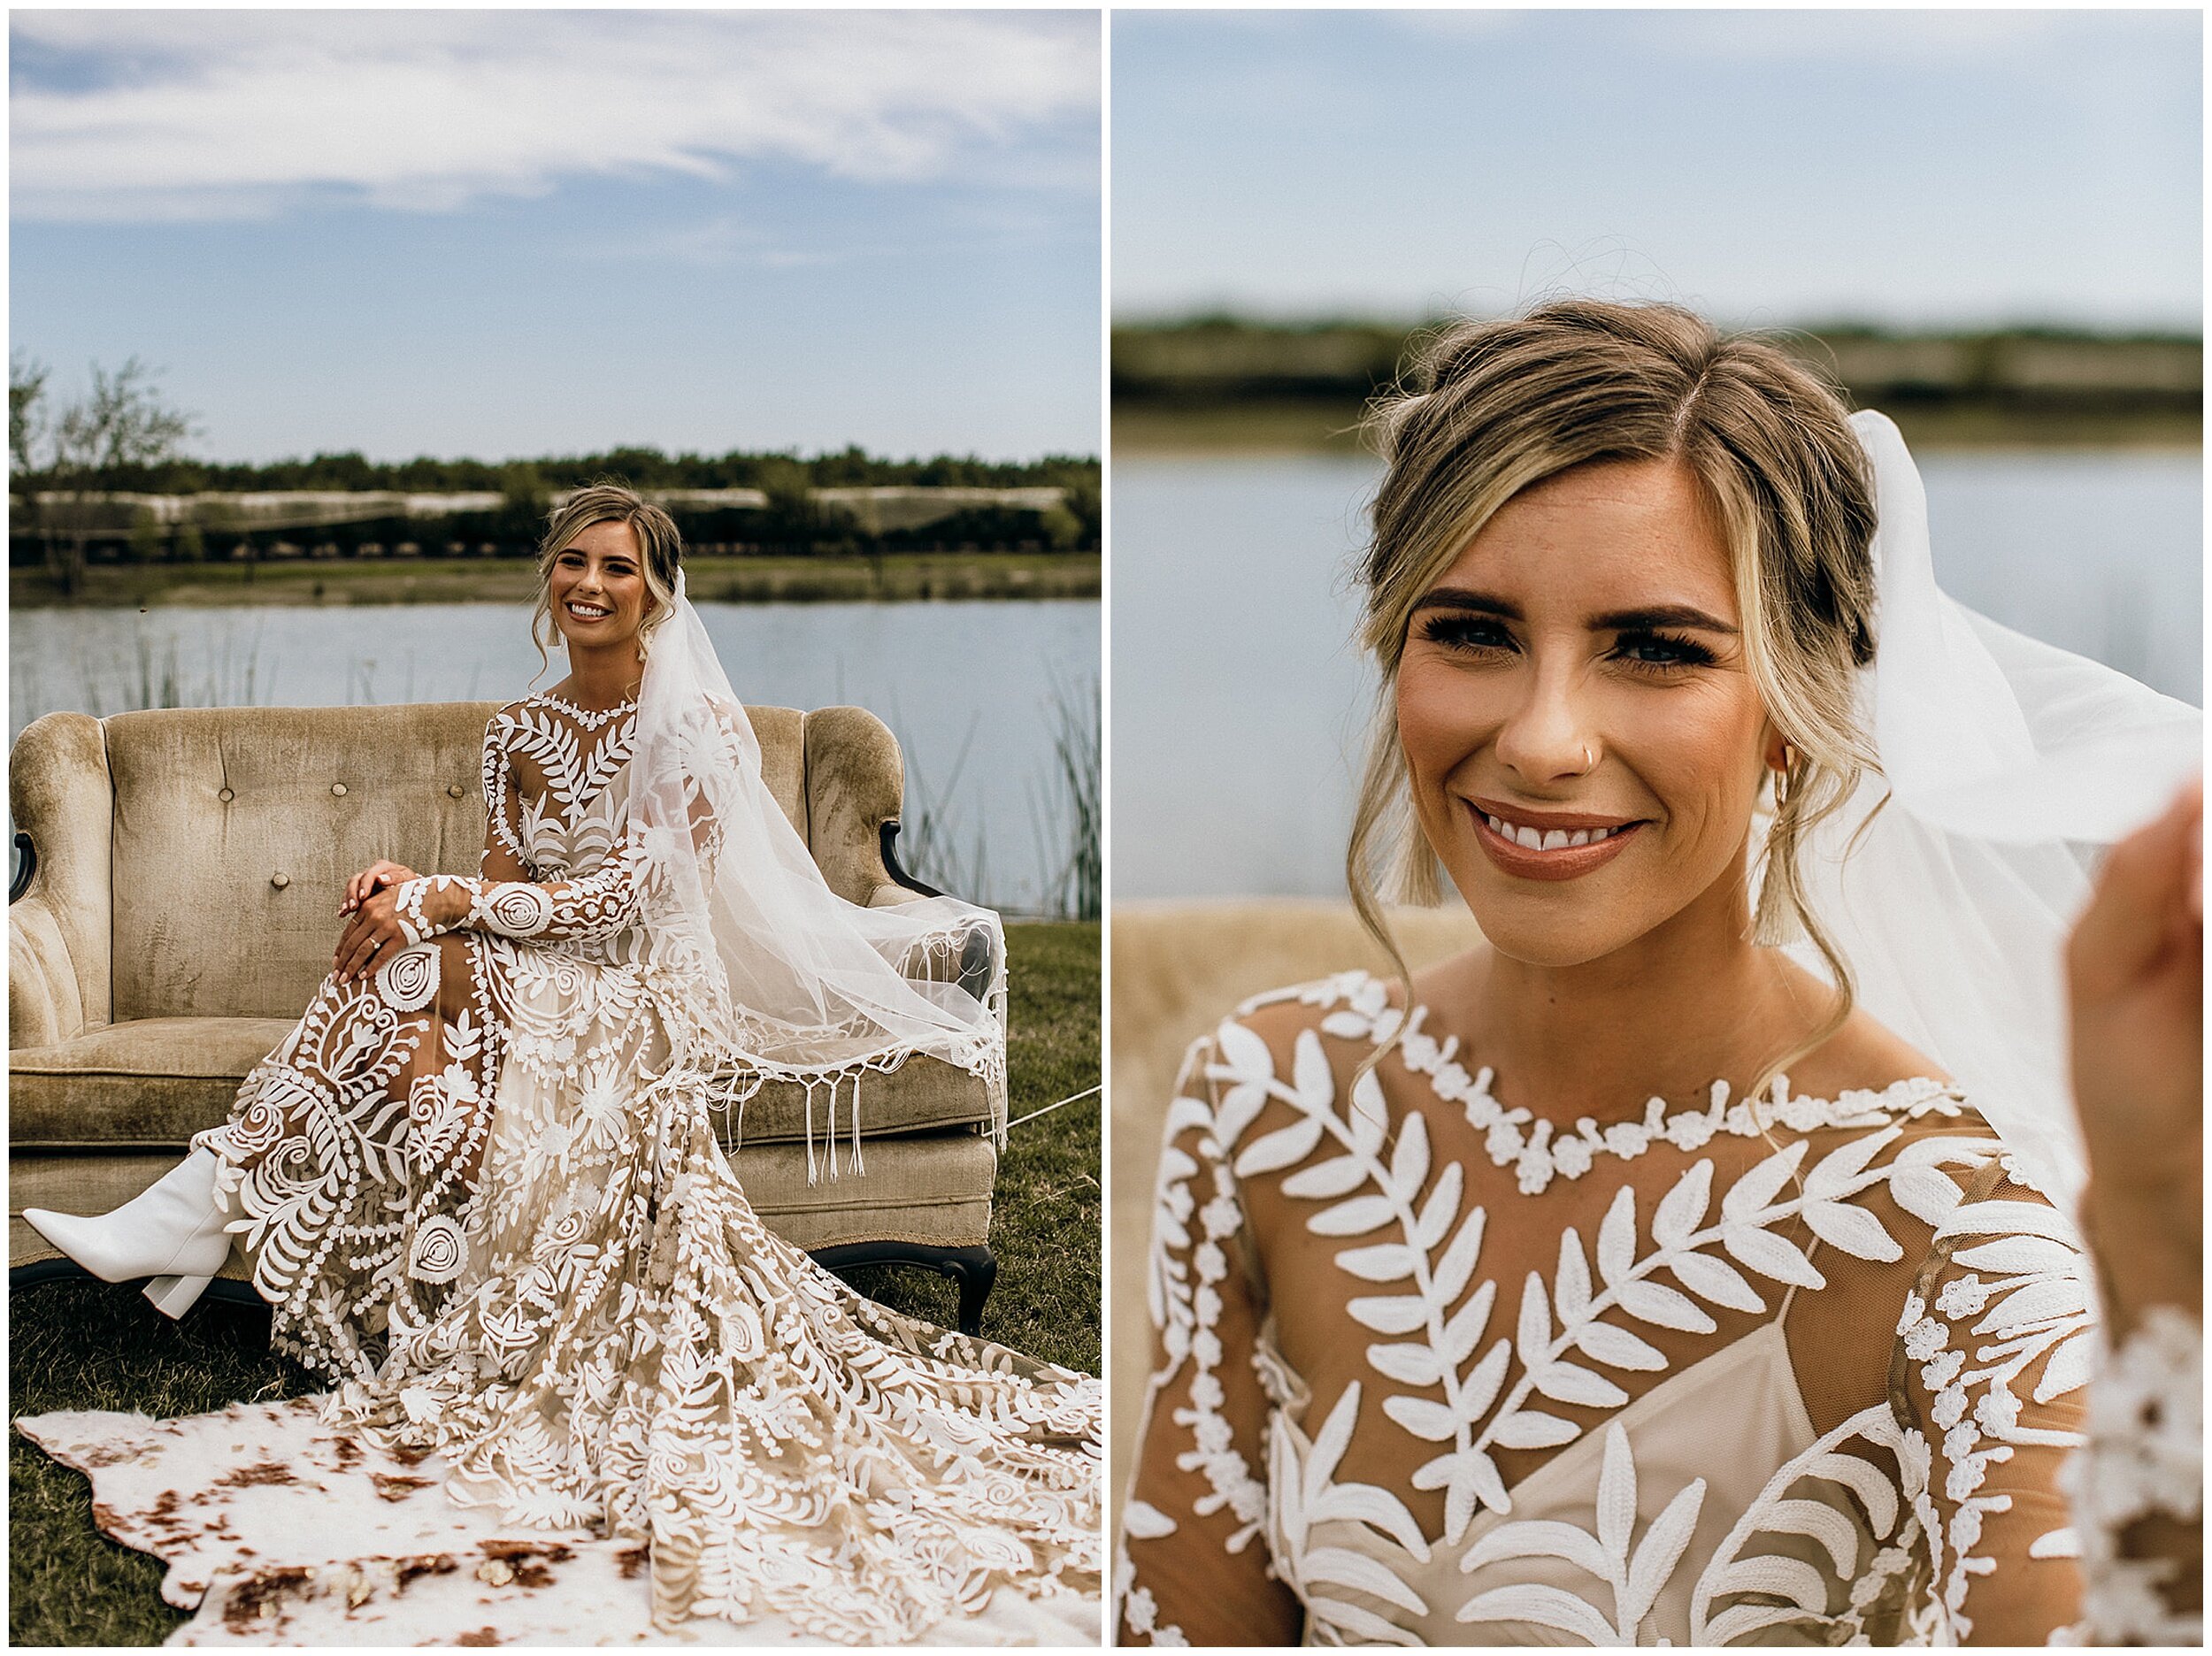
[22, 1147, 235, 1318]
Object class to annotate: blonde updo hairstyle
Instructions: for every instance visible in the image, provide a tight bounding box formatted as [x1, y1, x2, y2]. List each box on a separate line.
[529, 483, 685, 668]
[1349, 299, 1881, 1070]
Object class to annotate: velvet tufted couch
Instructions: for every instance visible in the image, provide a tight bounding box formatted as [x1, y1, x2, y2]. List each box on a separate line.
[9, 700, 1004, 1332]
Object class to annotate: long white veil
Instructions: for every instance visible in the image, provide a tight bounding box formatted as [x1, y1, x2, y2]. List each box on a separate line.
[1786, 411, 2200, 1211]
[628, 574, 1009, 1178]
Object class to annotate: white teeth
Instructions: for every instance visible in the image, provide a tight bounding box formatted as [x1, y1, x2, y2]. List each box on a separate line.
[1483, 811, 1623, 851]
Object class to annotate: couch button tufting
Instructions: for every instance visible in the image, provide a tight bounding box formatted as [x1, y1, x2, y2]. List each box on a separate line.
[271, 872, 290, 889]
[448, 784, 466, 799]
[331, 783, 348, 797]
[218, 787, 234, 802]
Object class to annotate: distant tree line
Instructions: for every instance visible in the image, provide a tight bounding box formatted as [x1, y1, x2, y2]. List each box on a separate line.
[31, 443, 1100, 498]
[1112, 315, 2202, 417]
[10, 354, 1100, 590]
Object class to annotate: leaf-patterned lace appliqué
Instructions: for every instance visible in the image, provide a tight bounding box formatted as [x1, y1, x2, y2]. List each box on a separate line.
[1206, 984, 1979, 1551]
[1119, 970, 2114, 1648]
[1458, 1423, 1706, 1644]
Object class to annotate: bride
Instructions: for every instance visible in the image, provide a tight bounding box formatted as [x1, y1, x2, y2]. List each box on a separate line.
[24, 486, 1101, 1643]
[1117, 301, 2198, 1645]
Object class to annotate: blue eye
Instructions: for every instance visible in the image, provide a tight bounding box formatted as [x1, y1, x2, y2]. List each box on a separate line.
[1614, 632, 1716, 671]
[1417, 614, 1516, 654]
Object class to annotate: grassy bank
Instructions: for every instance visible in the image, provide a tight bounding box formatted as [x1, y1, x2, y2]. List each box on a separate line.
[9, 920, 1100, 1647]
[11, 550, 1101, 610]
[1114, 400, 2205, 458]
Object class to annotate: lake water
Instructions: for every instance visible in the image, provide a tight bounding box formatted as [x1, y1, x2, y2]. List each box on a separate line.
[1114, 450, 2202, 899]
[11, 600, 1101, 916]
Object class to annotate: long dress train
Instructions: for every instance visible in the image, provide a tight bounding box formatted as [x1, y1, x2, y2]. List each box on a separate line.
[186, 689, 1100, 1642]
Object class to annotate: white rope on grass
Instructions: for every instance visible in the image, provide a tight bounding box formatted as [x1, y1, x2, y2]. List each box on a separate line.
[1004, 1085, 1100, 1132]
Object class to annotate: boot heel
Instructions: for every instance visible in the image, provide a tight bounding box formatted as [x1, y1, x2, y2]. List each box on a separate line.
[145, 1274, 211, 1318]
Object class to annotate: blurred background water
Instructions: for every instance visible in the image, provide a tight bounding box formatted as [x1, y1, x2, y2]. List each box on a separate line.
[12, 600, 1100, 917]
[1112, 452, 2200, 900]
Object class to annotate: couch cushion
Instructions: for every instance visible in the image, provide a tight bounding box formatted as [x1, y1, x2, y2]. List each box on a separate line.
[11, 1133, 991, 1271]
[728, 1058, 994, 1146]
[12, 1019, 994, 1150]
[11, 1019, 300, 1148]
[106, 703, 502, 1023]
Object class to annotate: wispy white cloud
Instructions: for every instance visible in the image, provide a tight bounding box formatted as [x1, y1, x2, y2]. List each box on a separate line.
[10, 10, 1099, 222]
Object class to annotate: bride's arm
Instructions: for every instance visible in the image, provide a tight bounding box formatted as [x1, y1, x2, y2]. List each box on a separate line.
[329, 713, 649, 979]
[1118, 1029, 1304, 1647]
[1892, 1162, 2091, 1644]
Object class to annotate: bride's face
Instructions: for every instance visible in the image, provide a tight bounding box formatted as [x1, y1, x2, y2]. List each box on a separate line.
[1395, 457, 1778, 968]
[548, 520, 649, 653]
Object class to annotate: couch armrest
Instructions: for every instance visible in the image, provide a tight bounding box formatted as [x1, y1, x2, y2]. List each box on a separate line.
[10, 890, 87, 1046]
[866, 872, 925, 908]
[9, 711, 113, 1041]
[802, 705, 909, 908]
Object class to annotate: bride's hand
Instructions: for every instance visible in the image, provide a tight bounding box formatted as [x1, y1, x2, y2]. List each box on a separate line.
[2066, 778, 2201, 1325]
[334, 886, 414, 985]
[341, 859, 419, 916]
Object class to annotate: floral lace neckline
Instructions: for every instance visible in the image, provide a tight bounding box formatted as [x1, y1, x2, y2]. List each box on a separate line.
[530, 688, 638, 731]
[1261, 970, 1962, 1197]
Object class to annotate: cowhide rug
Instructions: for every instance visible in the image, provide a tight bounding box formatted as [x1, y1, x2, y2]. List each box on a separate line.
[17, 1399, 1101, 1647]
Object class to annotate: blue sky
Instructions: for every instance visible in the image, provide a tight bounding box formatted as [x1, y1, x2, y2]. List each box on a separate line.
[1113, 9, 2200, 331]
[11, 11, 1101, 464]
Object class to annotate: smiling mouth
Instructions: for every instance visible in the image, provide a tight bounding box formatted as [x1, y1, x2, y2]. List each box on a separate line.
[565, 601, 611, 621]
[1464, 800, 1647, 881]
[1479, 810, 1627, 852]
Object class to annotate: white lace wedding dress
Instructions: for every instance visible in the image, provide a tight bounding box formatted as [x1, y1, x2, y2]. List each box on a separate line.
[184, 690, 1101, 1642]
[1117, 972, 2200, 1647]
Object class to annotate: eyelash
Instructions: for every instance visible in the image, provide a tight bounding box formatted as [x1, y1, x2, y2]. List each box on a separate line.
[1415, 615, 1717, 675]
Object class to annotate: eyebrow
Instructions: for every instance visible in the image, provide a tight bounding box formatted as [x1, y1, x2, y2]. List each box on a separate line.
[1411, 586, 1738, 636]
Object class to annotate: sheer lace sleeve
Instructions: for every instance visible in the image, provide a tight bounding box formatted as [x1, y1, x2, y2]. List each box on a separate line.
[480, 710, 531, 882]
[392, 854, 648, 947]
[1893, 1159, 2092, 1643]
[1118, 1030, 1303, 1647]
[390, 710, 648, 946]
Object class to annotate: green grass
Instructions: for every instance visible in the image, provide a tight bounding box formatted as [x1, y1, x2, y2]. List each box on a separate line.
[10, 551, 1102, 610]
[8, 919, 1100, 1646]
